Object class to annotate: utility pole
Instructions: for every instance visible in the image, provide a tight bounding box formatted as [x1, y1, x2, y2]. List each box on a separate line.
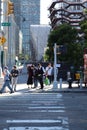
[53, 43, 58, 89]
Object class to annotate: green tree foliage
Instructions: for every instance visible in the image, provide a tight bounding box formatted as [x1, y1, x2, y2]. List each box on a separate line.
[48, 23, 77, 45]
[44, 23, 83, 67]
[79, 9, 87, 56]
[80, 20, 87, 41]
[80, 9, 87, 42]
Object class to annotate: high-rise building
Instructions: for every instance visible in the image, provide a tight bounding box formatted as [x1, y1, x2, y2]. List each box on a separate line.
[12, 0, 40, 58]
[30, 25, 50, 61]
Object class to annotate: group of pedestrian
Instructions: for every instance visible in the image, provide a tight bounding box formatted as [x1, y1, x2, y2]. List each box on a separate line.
[0, 65, 19, 94]
[0, 62, 54, 94]
[27, 63, 53, 90]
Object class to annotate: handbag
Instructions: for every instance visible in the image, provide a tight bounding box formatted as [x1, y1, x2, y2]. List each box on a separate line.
[44, 77, 50, 85]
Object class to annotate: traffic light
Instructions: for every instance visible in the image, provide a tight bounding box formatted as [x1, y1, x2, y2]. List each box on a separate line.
[56, 45, 67, 54]
[7, 1, 14, 15]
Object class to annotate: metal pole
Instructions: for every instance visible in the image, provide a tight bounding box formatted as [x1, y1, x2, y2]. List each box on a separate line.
[59, 78, 62, 89]
[53, 43, 58, 89]
[80, 71, 82, 89]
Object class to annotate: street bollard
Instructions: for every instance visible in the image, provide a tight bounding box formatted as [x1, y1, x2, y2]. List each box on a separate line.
[80, 78, 82, 89]
[59, 78, 62, 89]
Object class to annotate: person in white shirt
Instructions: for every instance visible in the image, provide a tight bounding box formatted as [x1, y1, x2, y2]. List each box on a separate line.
[0, 66, 14, 94]
[45, 63, 53, 85]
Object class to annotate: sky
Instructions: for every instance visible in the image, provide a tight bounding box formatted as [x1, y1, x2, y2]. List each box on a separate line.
[40, 0, 52, 25]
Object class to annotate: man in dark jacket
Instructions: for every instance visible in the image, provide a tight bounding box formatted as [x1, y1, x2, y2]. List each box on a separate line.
[11, 65, 19, 92]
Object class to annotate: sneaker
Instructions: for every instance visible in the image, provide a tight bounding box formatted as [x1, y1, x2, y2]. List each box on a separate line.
[14, 89, 16, 92]
[32, 86, 37, 89]
[0, 91, 2, 94]
[39, 87, 43, 89]
[10, 91, 14, 94]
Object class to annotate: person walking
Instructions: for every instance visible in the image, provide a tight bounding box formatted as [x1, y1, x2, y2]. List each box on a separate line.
[27, 65, 34, 89]
[45, 63, 53, 85]
[33, 65, 38, 88]
[37, 63, 44, 89]
[0, 66, 14, 94]
[11, 65, 19, 92]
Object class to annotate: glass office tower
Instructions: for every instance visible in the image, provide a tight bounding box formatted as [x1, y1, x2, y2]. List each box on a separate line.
[12, 0, 40, 58]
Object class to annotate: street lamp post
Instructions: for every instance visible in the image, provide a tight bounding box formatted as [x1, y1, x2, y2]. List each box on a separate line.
[4, 46, 8, 66]
[53, 43, 58, 89]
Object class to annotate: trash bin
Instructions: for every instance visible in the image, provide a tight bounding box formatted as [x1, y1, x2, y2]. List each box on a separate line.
[75, 72, 80, 87]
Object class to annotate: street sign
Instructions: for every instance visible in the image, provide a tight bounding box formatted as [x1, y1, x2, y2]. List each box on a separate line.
[0, 36, 6, 45]
[1, 22, 11, 26]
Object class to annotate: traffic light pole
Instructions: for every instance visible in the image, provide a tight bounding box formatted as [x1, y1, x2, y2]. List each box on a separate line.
[53, 43, 58, 89]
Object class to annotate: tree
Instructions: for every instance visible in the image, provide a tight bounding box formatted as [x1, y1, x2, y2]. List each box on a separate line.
[79, 8, 87, 59]
[48, 23, 77, 45]
[44, 23, 84, 67]
[44, 23, 83, 67]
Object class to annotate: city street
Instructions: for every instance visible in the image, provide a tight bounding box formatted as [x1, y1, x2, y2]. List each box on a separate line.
[0, 88, 87, 130]
[0, 66, 87, 130]
[1, 0, 87, 129]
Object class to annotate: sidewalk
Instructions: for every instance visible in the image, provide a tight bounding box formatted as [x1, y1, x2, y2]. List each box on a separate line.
[17, 67, 87, 93]
[16, 82, 87, 93]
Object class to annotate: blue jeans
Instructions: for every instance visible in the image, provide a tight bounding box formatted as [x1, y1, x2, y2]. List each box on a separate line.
[0, 80, 13, 93]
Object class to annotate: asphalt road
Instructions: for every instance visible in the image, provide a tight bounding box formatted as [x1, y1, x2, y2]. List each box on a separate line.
[63, 93, 87, 130]
[0, 90, 87, 130]
[0, 66, 87, 130]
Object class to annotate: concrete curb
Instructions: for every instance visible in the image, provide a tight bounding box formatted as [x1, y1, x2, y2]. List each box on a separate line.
[9, 83, 87, 94]
[27, 88, 87, 93]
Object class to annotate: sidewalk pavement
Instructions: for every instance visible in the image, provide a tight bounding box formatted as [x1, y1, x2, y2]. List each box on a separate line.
[17, 67, 87, 93]
[0, 82, 87, 96]
[16, 82, 87, 93]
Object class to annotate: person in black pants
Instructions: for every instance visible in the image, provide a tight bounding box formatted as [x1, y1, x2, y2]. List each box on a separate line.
[11, 65, 19, 92]
[27, 65, 34, 89]
[37, 63, 44, 89]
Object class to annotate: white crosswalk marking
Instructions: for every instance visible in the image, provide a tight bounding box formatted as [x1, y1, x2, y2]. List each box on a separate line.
[3, 93, 69, 130]
[7, 119, 61, 123]
[9, 127, 69, 130]
[7, 118, 69, 130]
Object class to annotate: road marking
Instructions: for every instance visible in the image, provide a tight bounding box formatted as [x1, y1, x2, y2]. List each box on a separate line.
[28, 106, 65, 109]
[6, 119, 69, 130]
[8, 126, 69, 130]
[0, 109, 65, 113]
[7, 119, 61, 123]
[0, 106, 65, 113]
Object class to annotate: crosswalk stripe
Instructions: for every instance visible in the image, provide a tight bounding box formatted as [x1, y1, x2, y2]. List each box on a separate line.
[28, 106, 65, 109]
[8, 126, 69, 130]
[0, 109, 65, 112]
[7, 119, 61, 123]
